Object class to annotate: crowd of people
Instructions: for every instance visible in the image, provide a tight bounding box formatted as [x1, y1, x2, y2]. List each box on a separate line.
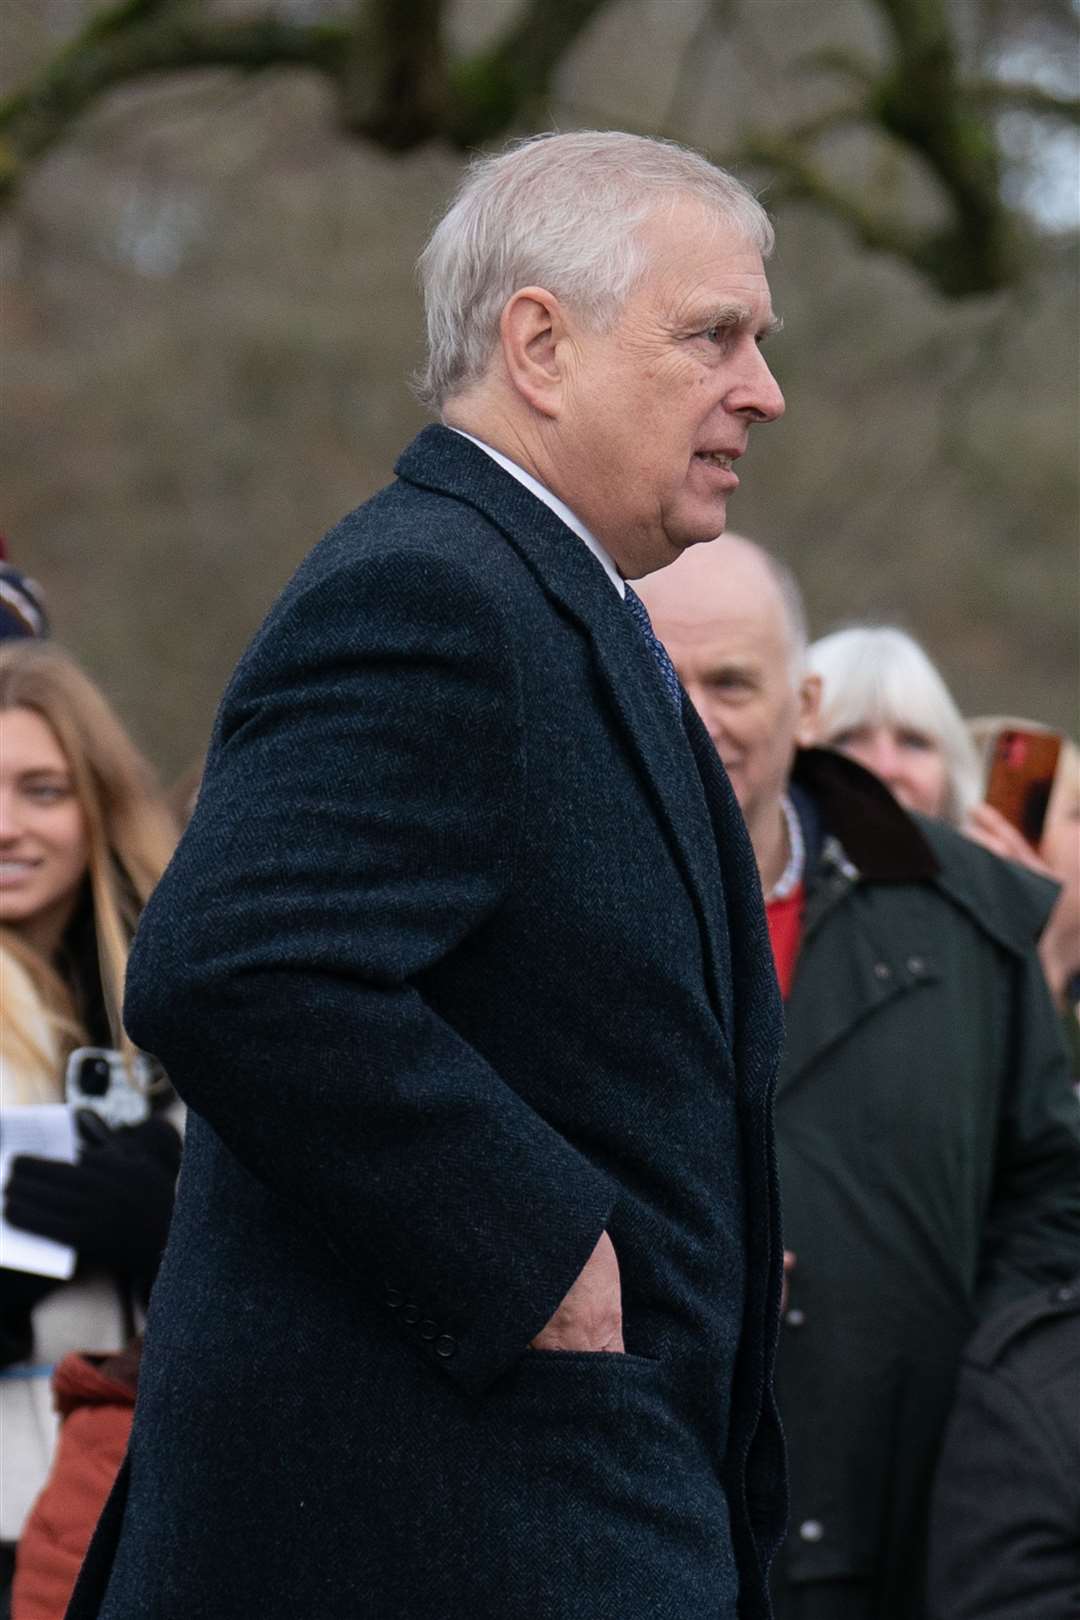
[0, 599, 184, 1619]
[638, 541, 1079, 1618]
[1, 129, 1078, 1620]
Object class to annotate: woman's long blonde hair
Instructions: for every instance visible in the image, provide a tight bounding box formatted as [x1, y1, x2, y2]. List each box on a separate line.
[0, 641, 177, 1098]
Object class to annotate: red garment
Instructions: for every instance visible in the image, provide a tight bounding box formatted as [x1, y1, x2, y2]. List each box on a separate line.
[12, 1344, 140, 1620]
[765, 882, 805, 1001]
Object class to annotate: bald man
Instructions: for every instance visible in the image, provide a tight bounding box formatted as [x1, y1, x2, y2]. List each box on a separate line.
[638, 537, 1080, 1620]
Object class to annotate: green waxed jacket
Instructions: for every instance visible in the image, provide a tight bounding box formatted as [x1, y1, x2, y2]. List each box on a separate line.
[772, 749, 1080, 1620]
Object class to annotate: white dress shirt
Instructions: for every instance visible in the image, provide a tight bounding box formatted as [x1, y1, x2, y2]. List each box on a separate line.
[449, 429, 625, 598]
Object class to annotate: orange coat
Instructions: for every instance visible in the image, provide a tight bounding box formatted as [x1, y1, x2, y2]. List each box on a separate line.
[12, 1343, 140, 1620]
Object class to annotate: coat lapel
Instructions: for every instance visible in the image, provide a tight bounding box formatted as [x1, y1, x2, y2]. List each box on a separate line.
[396, 425, 735, 1044]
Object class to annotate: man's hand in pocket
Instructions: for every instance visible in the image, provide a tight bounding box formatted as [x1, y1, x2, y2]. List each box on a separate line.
[530, 1231, 624, 1353]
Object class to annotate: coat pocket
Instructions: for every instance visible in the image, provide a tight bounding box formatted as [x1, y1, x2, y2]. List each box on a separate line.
[462, 1347, 738, 1614]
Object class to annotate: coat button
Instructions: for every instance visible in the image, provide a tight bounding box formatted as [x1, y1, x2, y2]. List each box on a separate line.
[419, 1319, 439, 1340]
[435, 1334, 458, 1359]
[906, 955, 927, 976]
[785, 1308, 806, 1328]
[799, 1520, 825, 1542]
[872, 962, 891, 981]
[402, 1304, 420, 1324]
[384, 1288, 404, 1309]
[1052, 1283, 1076, 1303]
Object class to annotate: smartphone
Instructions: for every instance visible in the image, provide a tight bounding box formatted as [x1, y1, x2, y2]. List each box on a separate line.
[64, 1047, 151, 1129]
[984, 727, 1062, 848]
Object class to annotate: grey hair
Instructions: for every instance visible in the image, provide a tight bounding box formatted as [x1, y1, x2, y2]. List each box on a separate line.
[761, 550, 809, 678]
[416, 130, 775, 411]
[807, 625, 982, 826]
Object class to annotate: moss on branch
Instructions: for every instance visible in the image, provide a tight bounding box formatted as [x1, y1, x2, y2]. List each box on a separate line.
[0, 0, 1071, 297]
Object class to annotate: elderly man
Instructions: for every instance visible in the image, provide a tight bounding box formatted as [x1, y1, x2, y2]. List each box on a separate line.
[639, 536, 1080, 1620]
[69, 135, 788, 1619]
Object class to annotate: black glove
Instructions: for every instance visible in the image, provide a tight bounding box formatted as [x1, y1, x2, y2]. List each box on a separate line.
[4, 1116, 182, 1298]
[0, 1266, 62, 1369]
[73, 1109, 181, 1171]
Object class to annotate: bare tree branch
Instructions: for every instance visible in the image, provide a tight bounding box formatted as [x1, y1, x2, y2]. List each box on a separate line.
[0, 0, 611, 201]
[866, 0, 1023, 290]
[742, 0, 1051, 294]
[734, 130, 926, 264]
[0, 7, 352, 197]
[446, 0, 612, 145]
[971, 80, 1080, 124]
[774, 100, 875, 146]
[0, 0, 1073, 297]
[659, 4, 724, 139]
[339, 0, 449, 148]
[799, 46, 881, 86]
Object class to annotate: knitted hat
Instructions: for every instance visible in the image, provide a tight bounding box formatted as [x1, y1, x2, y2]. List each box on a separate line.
[0, 564, 50, 639]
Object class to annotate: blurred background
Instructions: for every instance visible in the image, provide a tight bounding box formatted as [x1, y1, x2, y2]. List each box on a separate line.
[2, 0, 1077, 780]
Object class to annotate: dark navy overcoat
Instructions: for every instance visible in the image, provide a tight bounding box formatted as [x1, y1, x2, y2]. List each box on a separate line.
[69, 427, 786, 1619]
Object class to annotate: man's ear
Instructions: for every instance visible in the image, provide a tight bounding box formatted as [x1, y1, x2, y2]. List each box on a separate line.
[795, 672, 823, 747]
[499, 287, 569, 419]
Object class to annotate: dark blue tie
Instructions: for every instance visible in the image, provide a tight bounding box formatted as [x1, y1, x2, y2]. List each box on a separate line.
[624, 584, 682, 714]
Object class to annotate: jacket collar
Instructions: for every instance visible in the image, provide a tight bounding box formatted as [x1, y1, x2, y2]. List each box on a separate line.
[396, 424, 622, 607]
[791, 748, 939, 883]
[791, 746, 1058, 955]
[396, 424, 739, 1043]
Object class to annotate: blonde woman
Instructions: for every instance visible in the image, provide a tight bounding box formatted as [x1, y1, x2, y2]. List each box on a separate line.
[0, 640, 179, 1580]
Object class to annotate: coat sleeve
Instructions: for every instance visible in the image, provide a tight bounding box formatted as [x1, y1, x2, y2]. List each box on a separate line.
[976, 947, 1080, 1313]
[926, 1356, 1080, 1620]
[123, 544, 616, 1394]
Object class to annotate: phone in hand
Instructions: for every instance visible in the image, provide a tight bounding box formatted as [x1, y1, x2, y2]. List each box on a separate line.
[64, 1047, 151, 1129]
[984, 727, 1062, 848]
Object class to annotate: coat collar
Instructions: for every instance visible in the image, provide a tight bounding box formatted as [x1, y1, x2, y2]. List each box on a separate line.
[791, 748, 939, 883]
[791, 746, 1058, 953]
[395, 424, 616, 607]
[396, 424, 738, 1043]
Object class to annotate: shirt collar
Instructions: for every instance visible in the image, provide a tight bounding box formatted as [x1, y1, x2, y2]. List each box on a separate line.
[449, 429, 625, 598]
[768, 793, 806, 901]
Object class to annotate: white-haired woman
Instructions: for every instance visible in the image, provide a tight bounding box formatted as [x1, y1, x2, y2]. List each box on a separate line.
[806, 624, 981, 826]
[808, 627, 1078, 1050]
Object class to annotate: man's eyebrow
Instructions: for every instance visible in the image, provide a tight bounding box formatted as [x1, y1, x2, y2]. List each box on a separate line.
[686, 303, 784, 338]
[697, 302, 751, 329]
[707, 660, 759, 681]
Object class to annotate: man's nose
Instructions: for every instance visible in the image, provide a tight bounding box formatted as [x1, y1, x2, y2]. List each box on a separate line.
[731, 348, 785, 424]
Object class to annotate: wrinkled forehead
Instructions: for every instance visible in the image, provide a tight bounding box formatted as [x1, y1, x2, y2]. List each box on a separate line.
[636, 192, 758, 252]
[631, 202, 772, 299]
